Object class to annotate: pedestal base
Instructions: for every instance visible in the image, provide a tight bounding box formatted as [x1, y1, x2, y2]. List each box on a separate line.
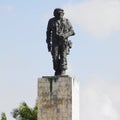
[38, 75, 80, 120]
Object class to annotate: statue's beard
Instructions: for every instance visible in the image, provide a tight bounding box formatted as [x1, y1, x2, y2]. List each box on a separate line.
[55, 15, 63, 20]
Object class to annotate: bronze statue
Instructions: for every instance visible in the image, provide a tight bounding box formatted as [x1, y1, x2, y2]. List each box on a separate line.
[46, 8, 75, 76]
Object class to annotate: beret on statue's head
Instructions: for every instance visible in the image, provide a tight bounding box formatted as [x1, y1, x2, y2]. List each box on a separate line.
[53, 8, 64, 16]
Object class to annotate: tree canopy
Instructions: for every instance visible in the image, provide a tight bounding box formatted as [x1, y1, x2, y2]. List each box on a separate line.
[1, 112, 7, 120]
[11, 102, 37, 120]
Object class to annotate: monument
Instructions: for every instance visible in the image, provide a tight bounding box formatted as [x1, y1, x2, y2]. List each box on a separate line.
[46, 8, 75, 76]
[38, 8, 80, 120]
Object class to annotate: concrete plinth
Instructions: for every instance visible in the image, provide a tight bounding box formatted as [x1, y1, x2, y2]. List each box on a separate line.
[38, 75, 80, 120]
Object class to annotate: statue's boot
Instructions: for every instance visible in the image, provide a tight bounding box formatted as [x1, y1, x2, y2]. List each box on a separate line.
[60, 70, 66, 75]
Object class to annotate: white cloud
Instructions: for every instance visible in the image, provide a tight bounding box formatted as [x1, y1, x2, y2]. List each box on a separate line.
[4, 5, 13, 12]
[0, 5, 14, 15]
[80, 78, 120, 120]
[63, 0, 120, 37]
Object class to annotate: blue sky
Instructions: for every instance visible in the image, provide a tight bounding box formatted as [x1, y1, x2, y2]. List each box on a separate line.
[0, 0, 120, 120]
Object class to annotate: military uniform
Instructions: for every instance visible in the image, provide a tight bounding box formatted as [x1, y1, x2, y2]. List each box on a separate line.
[46, 9, 75, 75]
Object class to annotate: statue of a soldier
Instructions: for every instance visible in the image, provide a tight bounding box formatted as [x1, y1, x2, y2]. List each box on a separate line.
[46, 8, 75, 76]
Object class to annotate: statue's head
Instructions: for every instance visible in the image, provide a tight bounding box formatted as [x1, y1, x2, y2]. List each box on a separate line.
[53, 8, 64, 19]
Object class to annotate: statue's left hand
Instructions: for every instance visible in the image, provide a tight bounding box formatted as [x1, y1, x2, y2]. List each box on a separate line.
[59, 35, 66, 39]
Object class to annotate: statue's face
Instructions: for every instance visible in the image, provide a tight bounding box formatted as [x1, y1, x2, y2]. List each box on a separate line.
[55, 11, 64, 20]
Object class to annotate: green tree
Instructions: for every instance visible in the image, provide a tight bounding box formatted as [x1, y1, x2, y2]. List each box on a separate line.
[12, 102, 37, 120]
[1, 112, 7, 120]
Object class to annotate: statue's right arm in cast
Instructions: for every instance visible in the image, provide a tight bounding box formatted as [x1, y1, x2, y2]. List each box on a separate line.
[46, 19, 53, 52]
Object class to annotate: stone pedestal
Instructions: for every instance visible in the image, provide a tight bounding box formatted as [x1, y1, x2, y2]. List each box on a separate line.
[38, 75, 80, 120]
